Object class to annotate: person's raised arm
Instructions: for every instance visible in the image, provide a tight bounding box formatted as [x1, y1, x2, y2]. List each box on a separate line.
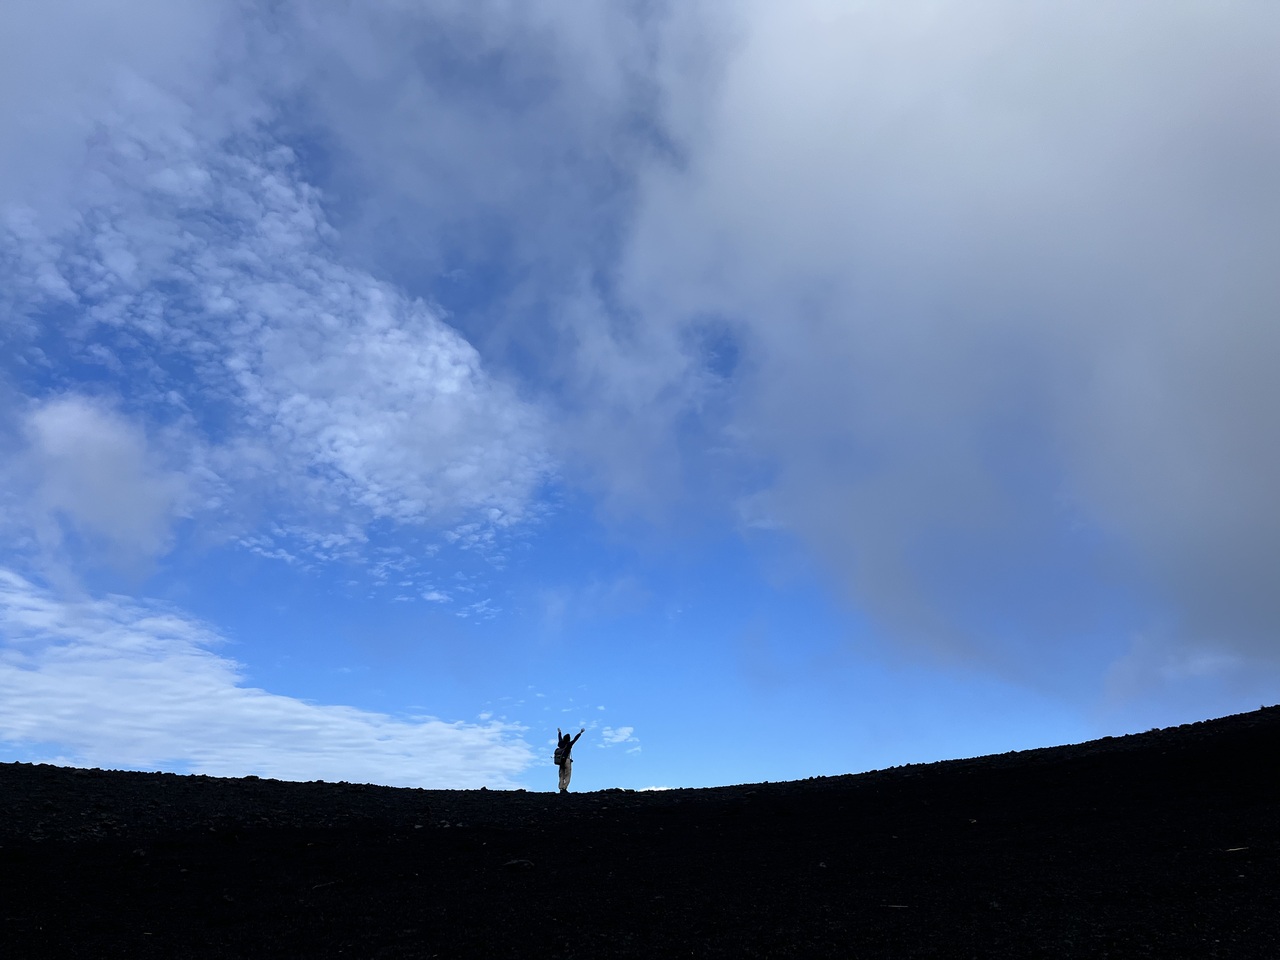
[571, 727, 584, 745]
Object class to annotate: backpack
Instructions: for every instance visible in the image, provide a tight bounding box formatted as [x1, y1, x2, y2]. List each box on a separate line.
[553, 745, 566, 766]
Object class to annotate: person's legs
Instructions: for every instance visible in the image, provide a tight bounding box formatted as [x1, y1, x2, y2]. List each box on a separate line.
[558, 757, 572, 793]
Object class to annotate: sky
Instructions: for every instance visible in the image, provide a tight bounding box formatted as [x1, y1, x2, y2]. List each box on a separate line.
[2, 1, 1278, 792]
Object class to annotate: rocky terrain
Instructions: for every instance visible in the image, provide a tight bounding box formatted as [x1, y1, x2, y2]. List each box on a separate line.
[3, 706, 1278, 958]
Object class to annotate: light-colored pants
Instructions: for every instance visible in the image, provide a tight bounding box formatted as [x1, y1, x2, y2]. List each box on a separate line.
[558, 757, 572, 792]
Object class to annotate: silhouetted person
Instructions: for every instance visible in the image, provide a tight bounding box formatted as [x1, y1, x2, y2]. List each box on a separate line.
[554, 727, 584, 793]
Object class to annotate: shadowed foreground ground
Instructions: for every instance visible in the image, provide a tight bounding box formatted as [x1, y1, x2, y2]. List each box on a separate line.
[3, 706, 1278, 958]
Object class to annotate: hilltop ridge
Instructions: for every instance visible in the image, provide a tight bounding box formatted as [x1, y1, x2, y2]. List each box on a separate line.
[3, 705, 1278, 957]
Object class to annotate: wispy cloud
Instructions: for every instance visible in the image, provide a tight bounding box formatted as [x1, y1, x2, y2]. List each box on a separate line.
[5, 65, 552, 535]
[0, 569, 535, 786]
[600, 725, 640, 753]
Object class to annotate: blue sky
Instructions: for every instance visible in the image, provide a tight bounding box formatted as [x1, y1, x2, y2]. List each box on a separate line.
[2, 1, 1278, 791]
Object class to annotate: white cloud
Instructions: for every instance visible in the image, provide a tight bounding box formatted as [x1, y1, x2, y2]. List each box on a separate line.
[456, 598, 498, 620]
[600, 725, 639, 749]
[8, 395, 191, 573]
[0, 569, 535, 787]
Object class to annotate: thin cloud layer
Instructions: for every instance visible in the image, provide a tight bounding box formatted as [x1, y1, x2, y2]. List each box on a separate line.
[0, 0, 240, 230]
[0, 569, 534, 786]
[270, 0, 662, 283]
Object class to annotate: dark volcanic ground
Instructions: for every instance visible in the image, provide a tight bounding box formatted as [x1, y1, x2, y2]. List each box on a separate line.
[3, 707, 1278, 958]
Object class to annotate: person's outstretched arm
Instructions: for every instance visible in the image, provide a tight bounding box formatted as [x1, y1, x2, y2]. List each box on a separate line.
[571, 727, 584, 746]
[557, 728, 563, 741]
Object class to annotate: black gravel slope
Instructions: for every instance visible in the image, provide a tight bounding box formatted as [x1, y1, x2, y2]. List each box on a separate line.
[3, 706, 1278, 958]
